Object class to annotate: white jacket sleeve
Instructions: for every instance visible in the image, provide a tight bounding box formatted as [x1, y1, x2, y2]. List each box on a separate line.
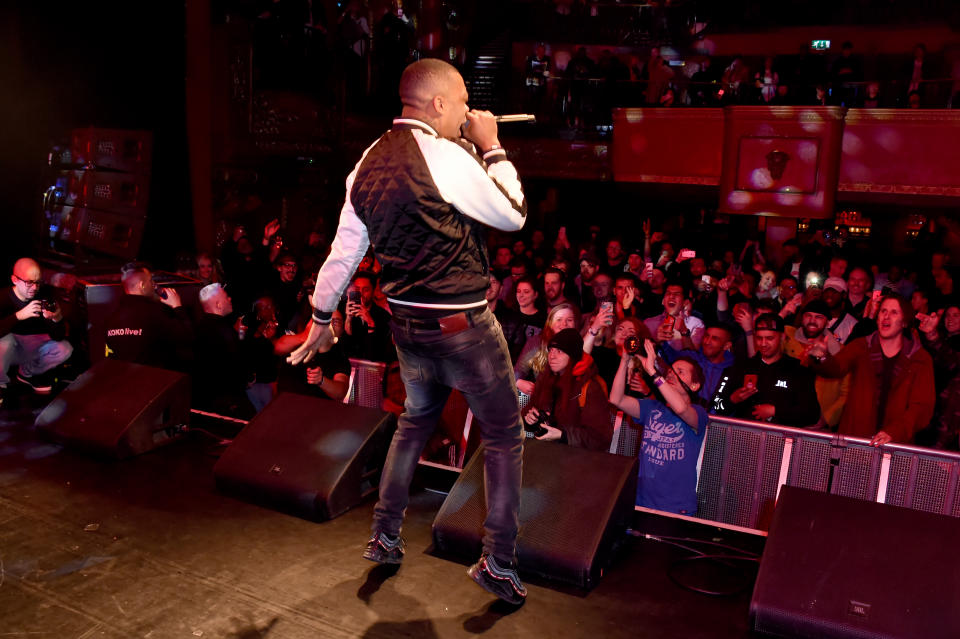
[414, 131, 527, 232]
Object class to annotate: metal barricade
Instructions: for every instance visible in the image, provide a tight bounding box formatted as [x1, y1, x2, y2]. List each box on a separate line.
[345, 358, 387, 409]
[695, 416, 960, 532]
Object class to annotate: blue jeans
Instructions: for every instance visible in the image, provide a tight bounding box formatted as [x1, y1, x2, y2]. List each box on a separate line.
[373, 307, 524, 563]
[0, 333, 73, 386]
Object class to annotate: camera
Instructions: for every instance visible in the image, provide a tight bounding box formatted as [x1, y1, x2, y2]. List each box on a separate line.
[40, 299, 57, 313]
[624, 335, 641, 355]
[524, 409, 552, 438]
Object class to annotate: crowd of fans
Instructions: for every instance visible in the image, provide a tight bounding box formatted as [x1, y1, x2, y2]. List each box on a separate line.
[521, 41, 959, 128]
[3, 213, 959, 516]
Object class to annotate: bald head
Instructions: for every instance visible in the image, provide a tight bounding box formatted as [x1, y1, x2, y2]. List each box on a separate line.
[10, 258, 42, 301]
[12, 258, 40, 280]
[399, 59, 461, 110]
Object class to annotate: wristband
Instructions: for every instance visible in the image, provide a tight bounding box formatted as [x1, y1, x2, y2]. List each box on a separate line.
[589, 328, 600, 336]
[653, 375, 666, 388]
[312, 307, 332, 325]
[744, 329, 753, 336]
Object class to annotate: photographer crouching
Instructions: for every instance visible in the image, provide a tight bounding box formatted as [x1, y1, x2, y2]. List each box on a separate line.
[610, 337, 708, 516]
[0, 258, 73, 399]
[521, 328, 613, 451]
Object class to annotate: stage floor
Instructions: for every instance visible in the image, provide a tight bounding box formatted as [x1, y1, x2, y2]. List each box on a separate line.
[0, 398, 761, 638]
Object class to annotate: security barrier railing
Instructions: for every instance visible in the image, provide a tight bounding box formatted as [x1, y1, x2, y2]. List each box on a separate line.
[612, 415, 960, 533]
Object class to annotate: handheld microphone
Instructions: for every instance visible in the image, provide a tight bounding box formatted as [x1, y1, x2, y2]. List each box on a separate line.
[463, 114, 536, 129]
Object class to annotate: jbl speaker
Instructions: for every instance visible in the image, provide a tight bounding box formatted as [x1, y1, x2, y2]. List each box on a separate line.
[750, 485, 960, 639]
[35, 359, 190, 459]
[432, 438, 639, 589]
[213, 393, 396, 521]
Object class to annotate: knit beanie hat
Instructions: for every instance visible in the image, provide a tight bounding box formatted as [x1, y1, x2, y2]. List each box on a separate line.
[548, 328, 584, 362]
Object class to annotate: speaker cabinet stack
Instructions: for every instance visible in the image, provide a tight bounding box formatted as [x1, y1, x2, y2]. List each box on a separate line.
[43, 128, 152, 261]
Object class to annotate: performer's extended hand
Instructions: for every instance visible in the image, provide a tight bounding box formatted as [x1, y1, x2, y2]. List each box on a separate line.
[287, 321, 336, 366]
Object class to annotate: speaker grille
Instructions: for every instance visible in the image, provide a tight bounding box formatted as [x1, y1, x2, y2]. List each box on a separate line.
[834, 446, 879, 501]
[696, 424, 727, 522]
[912, 457, 952, 514]
[347, 359, 387, 409]
[789, 437, 831, 492]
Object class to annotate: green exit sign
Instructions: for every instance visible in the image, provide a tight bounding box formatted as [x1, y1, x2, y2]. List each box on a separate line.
[811, 40, 831, 50]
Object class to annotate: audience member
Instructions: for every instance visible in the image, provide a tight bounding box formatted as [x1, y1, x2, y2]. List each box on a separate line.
[846, 266, 873, 319]
[521, 328, 612, 451]
[610, 338, 708, 515]
[499, 276, 546, 362]
[515, 303, 578, 394]
[342, 272, 394, 362]
[783, 299, 849, 429]
[821, 277, 859, 344]
[0, 258, 73, 397]
[662, 322, 735, 403]
[808, 295, 935, 445]
[644, 281, 705, 350]
[918, 310, 960, 450]
[712, 313, 819, 426]
[543, 267, 574, 311]
[193, 283, 254, 417]
[104, 264, 193, 371]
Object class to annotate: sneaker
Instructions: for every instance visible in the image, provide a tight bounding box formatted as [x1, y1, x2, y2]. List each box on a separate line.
[17, 372, 53, 394]
[467, 552, 527, 605]
[362, 530, 405, 564]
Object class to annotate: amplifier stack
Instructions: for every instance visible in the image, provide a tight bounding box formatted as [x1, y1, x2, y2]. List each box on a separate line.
[43, 128, 152, 261]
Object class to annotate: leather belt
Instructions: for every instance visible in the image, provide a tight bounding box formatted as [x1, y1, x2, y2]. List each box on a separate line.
[395, 307, 484, 335]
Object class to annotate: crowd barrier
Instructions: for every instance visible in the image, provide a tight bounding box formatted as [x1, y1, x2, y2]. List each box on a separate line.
[610, 413, 960, 532]
[345, 360, 960, 534]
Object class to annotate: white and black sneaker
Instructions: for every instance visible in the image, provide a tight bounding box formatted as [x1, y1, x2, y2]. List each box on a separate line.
[468, 552, 527, 605]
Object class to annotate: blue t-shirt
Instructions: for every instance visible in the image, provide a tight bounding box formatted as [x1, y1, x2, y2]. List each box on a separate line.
[634, 399, 709, 515]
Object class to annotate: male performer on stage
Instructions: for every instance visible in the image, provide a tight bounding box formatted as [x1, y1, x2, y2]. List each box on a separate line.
[288, 59, 528, 605]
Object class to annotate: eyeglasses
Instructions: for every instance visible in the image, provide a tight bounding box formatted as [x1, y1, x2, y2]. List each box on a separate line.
[14, 275, 42, 287]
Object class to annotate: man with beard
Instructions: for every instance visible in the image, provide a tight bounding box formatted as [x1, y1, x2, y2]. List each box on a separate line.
[821, 277, 859, 345]
[661, 322, 735, 404]
[784, 300, 849, 429]
[712, 313, 819, 426]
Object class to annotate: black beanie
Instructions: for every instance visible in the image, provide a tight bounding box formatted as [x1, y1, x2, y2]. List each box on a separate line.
[548, 328, 584, 362]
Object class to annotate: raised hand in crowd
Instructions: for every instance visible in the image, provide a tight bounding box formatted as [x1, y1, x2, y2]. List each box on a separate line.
[917, 310, 942, 339]
[779, 293, 803, 318]
[622, 285, 637, 311]
[263, 218, 281, 244]
[733, 304, 754, 335]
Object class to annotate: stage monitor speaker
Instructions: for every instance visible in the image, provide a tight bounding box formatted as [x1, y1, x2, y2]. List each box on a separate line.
[213, 393, 396, 521]
[750, 485, 960, 639]
[432, 438, 638, 589]
[35, 359, 190, 459]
